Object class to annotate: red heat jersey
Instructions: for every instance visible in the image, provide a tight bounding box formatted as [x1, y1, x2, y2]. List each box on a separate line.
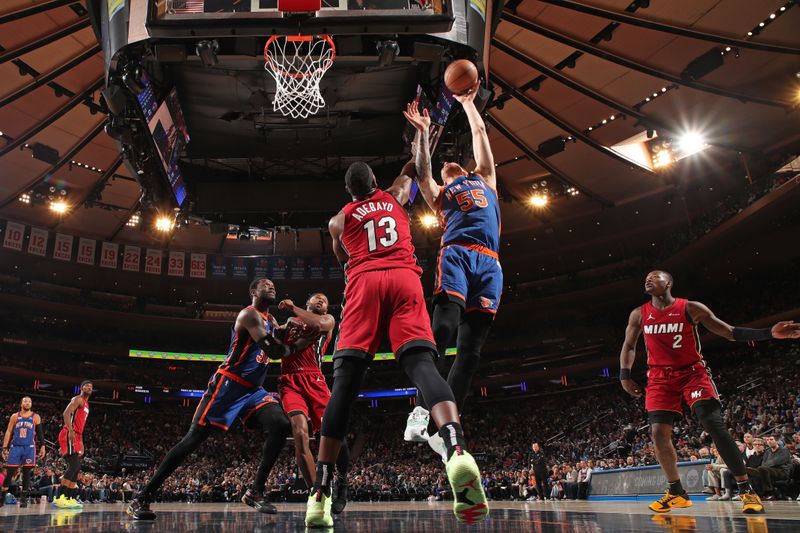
[641, 298, 702, 368]
[340, 189, 421, 279]
[70, 397, 90, 434]
[281, 318, 330, 374]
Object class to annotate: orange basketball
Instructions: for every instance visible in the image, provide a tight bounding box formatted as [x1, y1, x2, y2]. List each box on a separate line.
[444, 59, 479, 96]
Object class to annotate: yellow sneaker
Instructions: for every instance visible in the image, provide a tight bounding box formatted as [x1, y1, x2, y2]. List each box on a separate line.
[54, 494, 72, 509]
[67, 498, 83, 509]
[741, 492, 764, 514]
[445, 451, 489, 525]
[305, 489, 333, 527]
[649, 491, 692, 513]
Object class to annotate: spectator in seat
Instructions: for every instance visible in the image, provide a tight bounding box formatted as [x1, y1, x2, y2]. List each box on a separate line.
[577, 461, 593, 499]
[705, 445, 728, 500]
[564, 464, 579, 500]
[748, 436, 792, 499]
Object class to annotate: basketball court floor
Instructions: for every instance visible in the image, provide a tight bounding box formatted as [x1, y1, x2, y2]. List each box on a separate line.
[1, 500, 799, 532]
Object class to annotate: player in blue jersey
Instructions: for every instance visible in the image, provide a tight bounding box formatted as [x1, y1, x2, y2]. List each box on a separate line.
[127, 279, 292, 520]
[1, 396, 46, 508]
[403, 87, 502, 456]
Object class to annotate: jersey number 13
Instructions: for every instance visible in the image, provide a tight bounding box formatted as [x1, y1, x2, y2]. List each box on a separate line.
[363, 216, 398, 252]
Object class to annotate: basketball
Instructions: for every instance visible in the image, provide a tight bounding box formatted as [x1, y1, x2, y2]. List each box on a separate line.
[444, 59, 479, 95]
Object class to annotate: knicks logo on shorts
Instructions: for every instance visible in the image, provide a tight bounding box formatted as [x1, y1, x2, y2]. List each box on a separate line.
[25, 459, 32, 464]
[479, 297, 493, 309]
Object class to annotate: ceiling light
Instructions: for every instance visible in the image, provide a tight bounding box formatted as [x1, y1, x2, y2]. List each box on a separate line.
[420, 213, 439, 229]
[127, 214, 140, 227]
[677, 132, 707, 156]
[49, 200, 69, 214]
[155, 216, 174, 232]
[529, 194, 549, 207]
[19, 194, 31, 204]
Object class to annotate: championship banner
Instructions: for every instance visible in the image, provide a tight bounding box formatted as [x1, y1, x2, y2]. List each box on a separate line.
[76, 237, 97, 266]
[53, 233, 74, 261]
[253, 257, 270, 278]
[271, 257, 287, 280]
[308, 256, 326, 280]
[168, 251, 185, 277]
[230, 256, 249, 278]
[2, 221, 25, 251]
[210, 255, 227, 277]
[27, 227, 48, 256]
[123, 245, 141, 272]
[145, 249, 163, 275]
[328, 262, 343, 280]
[288, 257, 307, 279]
[190, 253, 206, 279]
[100, 242, 119, 269]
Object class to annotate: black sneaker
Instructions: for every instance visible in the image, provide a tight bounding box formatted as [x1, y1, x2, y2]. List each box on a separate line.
[127, 496, 156, 520]
[242, 489, 277, 514]
[19, 497, 28, 508]
[332, 484, 348, 515]
[0, 493, 5, 508]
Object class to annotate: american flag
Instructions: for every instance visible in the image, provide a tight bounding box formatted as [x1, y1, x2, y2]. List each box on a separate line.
[171, 0, 205, 14]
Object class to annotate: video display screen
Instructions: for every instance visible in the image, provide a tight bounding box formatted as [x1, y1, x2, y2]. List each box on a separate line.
[146, 88, 189, 206]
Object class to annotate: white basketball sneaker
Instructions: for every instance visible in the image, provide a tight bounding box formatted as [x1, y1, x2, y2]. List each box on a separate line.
[404, 406, 430, 442]
[427, 432, 448, 464]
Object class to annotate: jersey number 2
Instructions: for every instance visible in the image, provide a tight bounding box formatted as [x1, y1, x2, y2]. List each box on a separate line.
[363, 216, 398, 252]
[672, 335, 683, 349]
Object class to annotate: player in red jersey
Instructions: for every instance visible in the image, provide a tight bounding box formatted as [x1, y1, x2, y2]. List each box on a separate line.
[55, 380, 92, 509]
[1, 397, 45, 508]
[305, 127, 488, 527]
[620, 271, 800, 515]
[276, 293, 351, 514]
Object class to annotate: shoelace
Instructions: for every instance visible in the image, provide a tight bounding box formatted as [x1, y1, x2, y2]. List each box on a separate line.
[742, 493, 760, 505]
[657, 492, 678, 504]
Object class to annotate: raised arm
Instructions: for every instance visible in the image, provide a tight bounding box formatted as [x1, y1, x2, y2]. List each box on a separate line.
[328, 211, 349, 266]
[278, 299, 335, 336]
[454, 84, 496, 189]
[403, 101, 442, 209]
[619, 307, 643, 398]
[386, 161, 415, 206]
[687, 301, 800, 341]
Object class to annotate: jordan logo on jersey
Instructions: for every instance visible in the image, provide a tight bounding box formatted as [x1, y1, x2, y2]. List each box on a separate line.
[643, 323, 685, 334]
[646, 313, 655, 321]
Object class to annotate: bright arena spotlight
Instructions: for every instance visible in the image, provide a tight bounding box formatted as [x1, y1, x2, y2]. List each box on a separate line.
[3, 0, 800, 531]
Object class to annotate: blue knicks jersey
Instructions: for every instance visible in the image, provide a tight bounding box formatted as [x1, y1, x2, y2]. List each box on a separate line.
[438, 173, 501, 253]
[217, 306, 274, 387]
[12, 412, 35, 446]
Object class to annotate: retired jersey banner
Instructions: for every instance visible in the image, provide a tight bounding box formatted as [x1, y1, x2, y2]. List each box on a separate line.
[100, 242, 119, 269]
[253, 257, 270, 278]
[76, 237, 97, 266]
[271, 256, 288, 280]
[288, 257, 307, 279]
[2, 221, 25, 251]
[145, 249, 163, 275]
[53, 233, 74, 261]
[27, 227, 48, 256]
[189, 253, 206, 279]
[210, 255, 227, 277]
[230, 256, 249, 278]
[123, 245, 141, 272]
[168, 251, 185, 277]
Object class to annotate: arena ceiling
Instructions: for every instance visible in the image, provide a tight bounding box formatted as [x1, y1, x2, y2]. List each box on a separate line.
[1, 0, 799, 268]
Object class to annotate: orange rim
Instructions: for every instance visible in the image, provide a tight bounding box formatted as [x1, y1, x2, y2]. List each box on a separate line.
[264, 34, 336, 79]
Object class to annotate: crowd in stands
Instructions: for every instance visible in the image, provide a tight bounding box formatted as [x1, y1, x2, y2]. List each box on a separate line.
[2, 340, 798, 505]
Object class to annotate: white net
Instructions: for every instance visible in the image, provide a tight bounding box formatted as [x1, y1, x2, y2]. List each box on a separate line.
[264, 35, 336, 119]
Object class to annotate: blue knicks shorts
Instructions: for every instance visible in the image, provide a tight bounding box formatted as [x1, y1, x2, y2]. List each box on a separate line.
[7, 444, 36, 467]
[192, 371, 278, 430]
[435, 244, 503, 314]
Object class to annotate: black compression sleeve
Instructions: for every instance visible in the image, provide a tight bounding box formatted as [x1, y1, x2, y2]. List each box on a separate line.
[732, 327, 773, 342]
[36, 422, 45, 443]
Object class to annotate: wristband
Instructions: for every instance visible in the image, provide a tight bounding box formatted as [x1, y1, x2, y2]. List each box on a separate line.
[619, 368, 632, 380]
[732, 327, 773, 342]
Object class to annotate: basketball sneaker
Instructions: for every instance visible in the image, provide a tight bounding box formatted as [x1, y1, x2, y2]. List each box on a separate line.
[242, 488, 277, 514]
[19, 496, 28, 508]
[305, 489, 333, 527]
[127, 496, 156, 520]
[648, 491, 692, 513]
[427, 433, 448, 464]
[404, 407, 430, 442]
[445, 451, 489, 525]
[331, 483, 348, 515]
[741, 492, 764, 514]
[54, 494, 73, 509]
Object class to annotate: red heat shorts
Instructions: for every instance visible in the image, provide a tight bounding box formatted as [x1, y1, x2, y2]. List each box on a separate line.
[645, 361, 720, 414]
[278, 372, 331, 432]
[335, 268, 436, 360]
[58, 427, 84, 457]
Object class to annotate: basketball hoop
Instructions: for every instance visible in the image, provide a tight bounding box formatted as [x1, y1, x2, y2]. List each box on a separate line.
[264, 35, 336, 119]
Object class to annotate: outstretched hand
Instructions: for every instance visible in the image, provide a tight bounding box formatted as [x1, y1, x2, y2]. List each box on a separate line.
[403, 100, 431, 132]
[771, 321, 800, 339]
[278, 299, 295, 312]
[452, 81, 480, 105]
[621, 378, 643, 399]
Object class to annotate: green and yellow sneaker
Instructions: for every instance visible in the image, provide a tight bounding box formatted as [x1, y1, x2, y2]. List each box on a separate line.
[305, 489, 333, 528]
[445, 451, 489, 525]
